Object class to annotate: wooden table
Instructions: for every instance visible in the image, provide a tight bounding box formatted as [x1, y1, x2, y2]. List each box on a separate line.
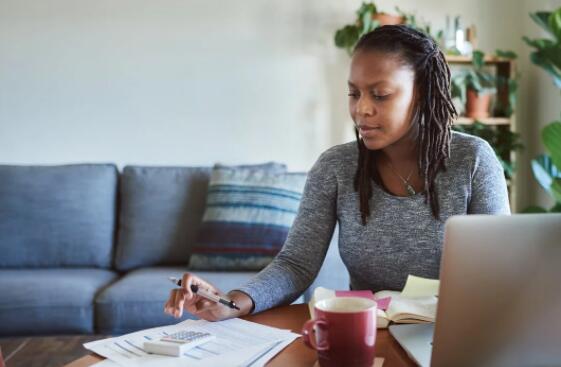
[0, 335, 110, 367]
[65, 304, 416, 367]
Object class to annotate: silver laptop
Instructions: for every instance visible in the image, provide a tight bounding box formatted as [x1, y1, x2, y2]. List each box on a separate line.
[390, 214, 561, 367]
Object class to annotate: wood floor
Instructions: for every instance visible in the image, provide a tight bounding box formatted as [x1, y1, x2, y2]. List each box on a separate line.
[0, 335, 107, 367]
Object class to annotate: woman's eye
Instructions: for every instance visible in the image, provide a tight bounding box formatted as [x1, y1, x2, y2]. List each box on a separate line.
[373, 94, 390, 101]
[348, 91, 389, 100]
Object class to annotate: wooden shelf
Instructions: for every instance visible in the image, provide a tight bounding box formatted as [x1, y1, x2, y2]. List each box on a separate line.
[454, 117, 511, 125]
[445, 55, 514, 65]
[447, 55, 517, 212]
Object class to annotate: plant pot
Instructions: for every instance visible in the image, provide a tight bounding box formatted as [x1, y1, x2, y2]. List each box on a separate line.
[372, 13, 405, 26]
[466, 88, 492, 119]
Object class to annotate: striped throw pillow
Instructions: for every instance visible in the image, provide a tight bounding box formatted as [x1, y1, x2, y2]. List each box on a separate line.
[188, 166, 307, 270]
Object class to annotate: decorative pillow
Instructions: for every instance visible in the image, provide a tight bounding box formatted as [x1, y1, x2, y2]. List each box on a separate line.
[214, 162, 287, 172]
[188, 166, 307, 271]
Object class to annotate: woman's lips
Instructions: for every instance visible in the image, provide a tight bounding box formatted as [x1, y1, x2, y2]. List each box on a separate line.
[358, 125, 381, 136]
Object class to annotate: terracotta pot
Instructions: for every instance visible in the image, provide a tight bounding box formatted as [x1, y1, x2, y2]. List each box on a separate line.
[466, 88, 492, 119]
[372, 13, 405, 26]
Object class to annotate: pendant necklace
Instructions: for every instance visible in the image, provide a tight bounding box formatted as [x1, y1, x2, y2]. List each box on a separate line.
[386, 160, 417, 196]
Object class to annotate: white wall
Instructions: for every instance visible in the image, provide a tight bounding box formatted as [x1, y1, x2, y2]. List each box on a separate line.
[1, 0, 559, 209]
[0, 0, 339, 170]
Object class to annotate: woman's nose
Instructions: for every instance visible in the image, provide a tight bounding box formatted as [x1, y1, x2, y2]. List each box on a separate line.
[357, 96, 375, 117]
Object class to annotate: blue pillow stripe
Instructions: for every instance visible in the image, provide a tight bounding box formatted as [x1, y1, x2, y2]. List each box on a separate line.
[192, 245, 281, 255]
[197, 221, 288, 248]
[189, 254, 275, 271]
[207, 192, 301, 208]
[210, 184, 302, 197]
[202, 208, 296, 227]
[208, 185, 302, 200]
[198, 220, 290, 231]
[205, 203, 298, 214]
[193, 253, 276, 259]
[209, 188, 301, 202]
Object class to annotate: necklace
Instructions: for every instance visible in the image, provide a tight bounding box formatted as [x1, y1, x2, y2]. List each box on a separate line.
[385, 160, 417, 196]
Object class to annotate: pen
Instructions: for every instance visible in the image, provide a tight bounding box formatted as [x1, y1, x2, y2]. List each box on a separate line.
[168, 277, 240, 311]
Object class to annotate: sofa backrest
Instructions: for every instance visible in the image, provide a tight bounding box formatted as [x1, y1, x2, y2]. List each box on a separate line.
[114, 166, 212, 271]
[0, 164, 118, 268]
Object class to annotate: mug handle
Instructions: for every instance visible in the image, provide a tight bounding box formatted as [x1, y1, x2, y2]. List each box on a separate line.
[301, 319, 329, 351]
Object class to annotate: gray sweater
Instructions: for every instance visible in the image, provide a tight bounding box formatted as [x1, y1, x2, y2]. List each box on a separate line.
[237, 132, 511, 313]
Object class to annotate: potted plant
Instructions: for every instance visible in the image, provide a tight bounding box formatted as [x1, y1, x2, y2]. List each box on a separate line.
[334, 2, 405, 55]
[522, 7, 561, 213]
[451, 50, 496, 119]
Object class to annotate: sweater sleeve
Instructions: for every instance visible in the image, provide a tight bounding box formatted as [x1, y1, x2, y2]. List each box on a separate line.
[233, 151, 338, 313]
[468, 139, 511, 215]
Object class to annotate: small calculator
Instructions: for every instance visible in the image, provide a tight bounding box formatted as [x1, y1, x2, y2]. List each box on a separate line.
[144, 330, 216, 357]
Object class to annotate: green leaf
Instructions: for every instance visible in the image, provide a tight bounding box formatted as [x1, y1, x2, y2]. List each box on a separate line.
[531, 154, 561, 193]
[472, 50, 485, 69]
[541, 42, 561, 66]
[548, 8, 561, 41]
[529, 51, 561, 89]
[334, 25, 360, 53]
[495, 49, 518, 59]
[552, 178, 561, 202]
[361, 10, 374, 34]
[500, 159, 515, 179]
[550, 202, 561, 212]
[356, 2, 377, 18]
[543, 122, 561, 168]
[522, 205, 549, 213]
[530, 11, 553, 36]
[522, 36, 555, 49]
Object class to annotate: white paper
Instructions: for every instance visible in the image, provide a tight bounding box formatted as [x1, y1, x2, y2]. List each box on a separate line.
[227, 337, 297, 367]
[400, 275, 440, 298]
[84, 318, 299, 367]
[89, 338, 297, 367]
[91, 359, 121, 367]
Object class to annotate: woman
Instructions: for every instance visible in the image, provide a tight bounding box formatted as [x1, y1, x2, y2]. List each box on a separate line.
[164, 25, 510, 321]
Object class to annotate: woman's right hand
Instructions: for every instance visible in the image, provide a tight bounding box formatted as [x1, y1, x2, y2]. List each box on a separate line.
[163, 272, 254, 322]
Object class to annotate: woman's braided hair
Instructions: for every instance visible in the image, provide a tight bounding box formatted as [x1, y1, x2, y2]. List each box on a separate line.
[352, 25, 457, 225]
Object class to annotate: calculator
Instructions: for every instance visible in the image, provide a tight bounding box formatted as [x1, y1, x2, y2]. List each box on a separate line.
[144, 330, 216, 357]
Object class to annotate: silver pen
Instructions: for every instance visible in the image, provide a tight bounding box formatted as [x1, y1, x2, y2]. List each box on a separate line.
[168, 277, 240, 310]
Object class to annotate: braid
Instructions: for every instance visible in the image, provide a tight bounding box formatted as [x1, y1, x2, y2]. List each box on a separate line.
[353, 25, 457, 224]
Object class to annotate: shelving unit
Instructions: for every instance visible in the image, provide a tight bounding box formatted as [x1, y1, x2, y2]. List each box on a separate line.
[446, 55, 518, 212]
[455, 117, 511, 125]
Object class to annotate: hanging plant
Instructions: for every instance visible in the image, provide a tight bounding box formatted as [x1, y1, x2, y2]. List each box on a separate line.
[334, 2, 418, 55]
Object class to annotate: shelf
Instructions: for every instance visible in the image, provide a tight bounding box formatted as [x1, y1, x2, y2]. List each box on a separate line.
[445, 55, 514, 65]
[454, 117, 511, 125]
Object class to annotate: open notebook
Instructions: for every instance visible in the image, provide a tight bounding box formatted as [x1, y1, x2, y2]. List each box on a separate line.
[308, 275, 439, 329]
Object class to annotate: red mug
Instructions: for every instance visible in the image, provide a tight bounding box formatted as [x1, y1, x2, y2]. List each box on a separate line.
[302, 297, 377, 367]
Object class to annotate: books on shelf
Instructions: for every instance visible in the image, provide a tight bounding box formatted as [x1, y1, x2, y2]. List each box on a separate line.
[308, 275, 440, 329]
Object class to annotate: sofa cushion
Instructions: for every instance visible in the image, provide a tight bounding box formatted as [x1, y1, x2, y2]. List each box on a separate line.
[0, 268, 118, 335]
[189, 167, 307, 271]
[114, 163, 286, 271]
[94, 267, 257, 334]
[114, 166, 212, 271]
[0, 164, 118, 268]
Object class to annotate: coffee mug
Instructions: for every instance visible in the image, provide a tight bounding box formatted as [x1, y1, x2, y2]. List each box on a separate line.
[302, 297, 377, 367]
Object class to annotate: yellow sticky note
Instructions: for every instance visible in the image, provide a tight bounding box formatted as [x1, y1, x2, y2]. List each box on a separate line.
[400, 275, 440, 298]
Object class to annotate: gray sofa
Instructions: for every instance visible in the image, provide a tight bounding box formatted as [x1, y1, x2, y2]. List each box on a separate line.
[0, 164, 349, 336]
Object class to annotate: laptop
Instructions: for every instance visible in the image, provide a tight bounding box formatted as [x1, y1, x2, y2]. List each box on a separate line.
[389, 214, 561, 367]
